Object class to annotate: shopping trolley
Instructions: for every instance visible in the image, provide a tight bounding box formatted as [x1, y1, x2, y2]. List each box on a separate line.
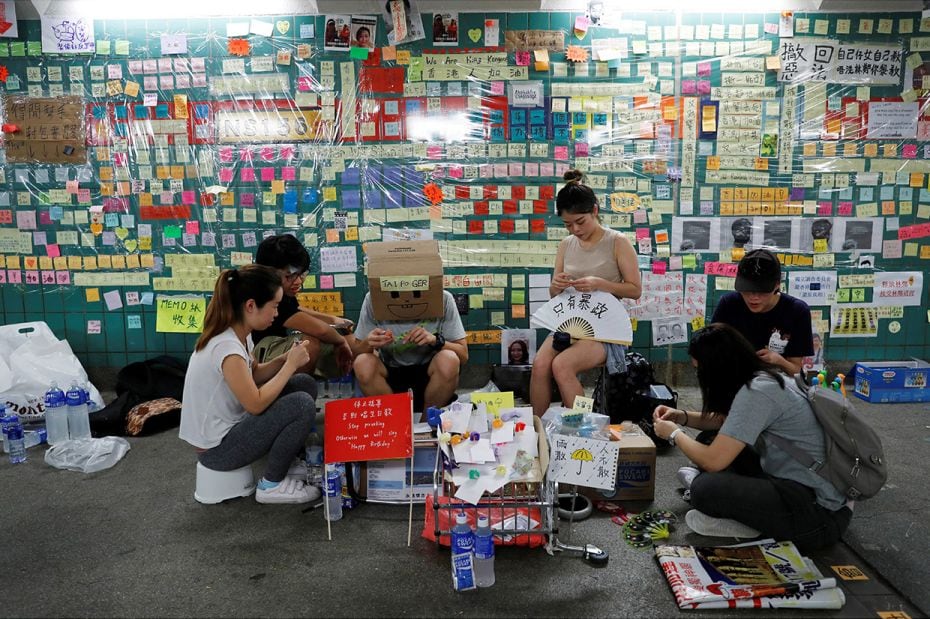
[428, 417, 609, 565]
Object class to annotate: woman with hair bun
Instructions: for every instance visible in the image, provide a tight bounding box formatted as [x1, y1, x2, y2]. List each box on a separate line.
[179, 265, 320, 505]
[530, 169, 642, 415]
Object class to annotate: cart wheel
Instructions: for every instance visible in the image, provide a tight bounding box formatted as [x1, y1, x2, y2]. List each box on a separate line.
[582, 544, 609, 566]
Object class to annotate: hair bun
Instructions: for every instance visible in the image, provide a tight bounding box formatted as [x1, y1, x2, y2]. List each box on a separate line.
[563, 169, 584, 184]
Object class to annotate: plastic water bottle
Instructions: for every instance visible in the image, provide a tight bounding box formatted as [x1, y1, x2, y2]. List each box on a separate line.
[325, 465, 343, 521]
[1, 406, 15, 454]
[44, 381, 69, 445]
[473, 515, 496, 587]
[66, 381, 92, 440]
[7, 416, 26, 464]
[450, 512, 476, 591]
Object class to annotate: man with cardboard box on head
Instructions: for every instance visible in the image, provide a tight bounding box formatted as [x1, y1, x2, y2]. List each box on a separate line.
[351, 241, 468, 412]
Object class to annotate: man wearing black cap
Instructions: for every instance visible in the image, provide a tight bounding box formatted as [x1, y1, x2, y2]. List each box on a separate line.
[711, 249, 813, 376]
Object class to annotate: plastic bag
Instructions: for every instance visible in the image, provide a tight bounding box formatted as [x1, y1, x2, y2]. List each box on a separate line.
[0, 322, 104, 422]
[44, 437, 131, 473]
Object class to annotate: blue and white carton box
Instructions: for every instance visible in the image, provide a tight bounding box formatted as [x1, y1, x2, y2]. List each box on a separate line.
[854, 359, 930, 403]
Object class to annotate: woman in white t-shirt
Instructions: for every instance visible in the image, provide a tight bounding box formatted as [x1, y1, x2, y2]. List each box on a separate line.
[179, 265, 320, 504]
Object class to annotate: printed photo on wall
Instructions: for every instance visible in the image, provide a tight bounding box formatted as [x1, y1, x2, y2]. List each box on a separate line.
[672, 217, 720, 253]
[432, 12, 459, 46]
[323, 15, 352, 51]
[652, 318, 688, 347]
[832, 217, 884, 253]
[501, 329, 536, 365]
[802, 327, 825, 374]
[350, 15, 377, 50]
[720, 217, 758, 250]
[799, 217, 834, 253]
[757, 217, 799, 252]
[382, 0, 425, 46]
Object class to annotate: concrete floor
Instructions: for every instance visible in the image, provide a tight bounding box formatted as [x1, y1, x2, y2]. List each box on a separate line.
[2, 384, 927, 618]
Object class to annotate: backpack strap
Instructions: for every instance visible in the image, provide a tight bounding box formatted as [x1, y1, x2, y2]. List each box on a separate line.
[765, 374, 826, 474]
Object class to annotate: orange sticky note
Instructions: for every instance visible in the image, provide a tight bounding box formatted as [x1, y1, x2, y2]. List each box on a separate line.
[173, 95, 188, 118]
[512, 305, 526, 318]
[382, 46, 396, 61]
[706, 156, 720, 170]
[325, 228, 340, 243]
[86, 288, 100, 302]
[534, 49, 550, 71]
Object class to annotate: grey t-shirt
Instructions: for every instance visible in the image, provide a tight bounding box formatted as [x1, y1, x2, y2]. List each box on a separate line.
[355, 290, 467, 367]
[720, 374, 847, 511]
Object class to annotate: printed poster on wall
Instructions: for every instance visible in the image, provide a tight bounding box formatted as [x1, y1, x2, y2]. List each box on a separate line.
[777, 39, 902, 86]
[787, 271, 838, 306]
[872, 272, 924, 307]
[41, 15, 95, 54]
[323, 14, 351, 51]
[0, 1, 18, 38]
[866, 102, 918, 139]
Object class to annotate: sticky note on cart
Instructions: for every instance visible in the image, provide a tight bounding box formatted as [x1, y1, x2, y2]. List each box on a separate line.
[440, 405, 470, 434]
[454, 478, 485, 505]
[471, 391, 514, 415]
[470, 439, 495, 463]
[573, 396, 594, 412]
[490, 420, 515, 444]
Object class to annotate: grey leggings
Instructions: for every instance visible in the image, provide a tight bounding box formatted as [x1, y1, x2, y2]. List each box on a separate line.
[199, 374, 317, 482]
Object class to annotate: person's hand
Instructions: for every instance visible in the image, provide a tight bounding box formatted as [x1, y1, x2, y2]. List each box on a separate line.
[756, 348, 784, 367]
[335, 341, 354, 374]
[653, 418, 678, 441]
[366, 328, 394, 350]
[334, 318, 354, 332]
[284, 340, 311, 370]
[653, 405, 683, 425]
[403, 326, 435, 347]
[551, 272, 575, 291]
[571, 276, 604, 293]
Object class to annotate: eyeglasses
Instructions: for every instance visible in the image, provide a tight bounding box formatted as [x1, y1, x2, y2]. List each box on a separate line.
[283, 270, 307, 282]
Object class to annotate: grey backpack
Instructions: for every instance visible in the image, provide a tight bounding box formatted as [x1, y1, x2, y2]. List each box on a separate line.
[768, 375, 888, 500]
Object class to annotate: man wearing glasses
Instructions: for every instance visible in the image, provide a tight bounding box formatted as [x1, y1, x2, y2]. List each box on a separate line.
[253, 234, 355, 380]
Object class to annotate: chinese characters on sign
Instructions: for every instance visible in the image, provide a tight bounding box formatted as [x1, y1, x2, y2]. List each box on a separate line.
[548, 434, 620, 491]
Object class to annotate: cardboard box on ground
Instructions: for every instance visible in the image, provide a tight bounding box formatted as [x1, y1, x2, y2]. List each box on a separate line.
[854, 359, 930, 403]
[579, 423, 656, 502]
[366, 240, 444, 321]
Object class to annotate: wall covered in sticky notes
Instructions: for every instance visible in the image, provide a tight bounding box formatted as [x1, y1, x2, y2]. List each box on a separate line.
[1, 9, 930, 372]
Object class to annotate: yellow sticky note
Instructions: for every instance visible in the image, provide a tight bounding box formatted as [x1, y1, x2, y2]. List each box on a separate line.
[534, 49, 550, 72]
[345, 226, 358, 241]
[173, 95, 189, 118]
[322, 186, 337, 201]
[123, 81, 139, 97]
[115, 40, 130, 55]
[856, 86, 870, 101]
[85, 288, 100, 302]
[765, 56, 781, 70]
[396, 50, 411, 65]
[573, 396, 594, 413]
[155, 295, 206, 333]
[512, 305, 526, 318]
[271, 180, 285, 194]
[814, 238, 828, 253]
[96, 40, 111, 55]
[472, 391, 515, 416]
[691, 315, 705, 331]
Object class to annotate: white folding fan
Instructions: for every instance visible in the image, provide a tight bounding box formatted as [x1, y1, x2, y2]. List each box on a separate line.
[530, 289, 633, 345]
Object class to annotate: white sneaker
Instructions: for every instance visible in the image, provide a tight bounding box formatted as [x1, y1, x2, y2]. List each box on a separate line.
[256, 477, 321, 504]
[685, 509, 760, 539]
[677, 466, 700, 490]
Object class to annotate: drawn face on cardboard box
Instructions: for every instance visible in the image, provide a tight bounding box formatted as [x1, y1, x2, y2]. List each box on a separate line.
[366, 240, 444, 321]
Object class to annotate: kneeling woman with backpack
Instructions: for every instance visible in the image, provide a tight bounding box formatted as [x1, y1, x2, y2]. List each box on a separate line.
[652, 323, 852, 552]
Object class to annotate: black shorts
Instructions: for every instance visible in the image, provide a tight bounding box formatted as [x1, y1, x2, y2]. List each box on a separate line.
[386, 363, 431, 412]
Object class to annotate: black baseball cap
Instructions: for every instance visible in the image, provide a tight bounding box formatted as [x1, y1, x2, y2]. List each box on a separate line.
[735, 249, 781, 293]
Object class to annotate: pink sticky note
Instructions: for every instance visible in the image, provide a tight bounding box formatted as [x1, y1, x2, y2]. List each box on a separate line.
[143, 76, 158, 91]
[633, 209, 647, 224]
[260, 167, 276, 181]
[160, 191, 173, 204]
[524, 162, 539, 177]
[239, 148, 254, 162]
[260, 147, 275, 161]
[280, 146, 295, 160]
[104, 290, 123, 311]
[17, 211, 36, 229]
[219, 147, 234, 162]
[0, 270, 6, 283]
[554, 146, 569, 160]
[575, 142, 589, 157]
[697, 80, 711, 95]
[479, 165, 493, 178]
[241, 168, 256, 182]
[7, 270, 21, 283]
[652, 261, 667, 275]
[25, 271, 39, 285]
[636, 227, 650, 240]
[297, 76, 313, 91]
[281, 167, 296, 181]
[448, 165, 464, 179]
[515, 51, 530, 66]
[817, 202, 833, 215]
[56, 271, 70, 285]
[240, 193, 255, 207]
[508, 163, 523, 176]
[65, 180, 79, 194]
[46, 243, 61, 257]
[320, 275, 334, 289]
[681, 80, 696, 94]
[697, 62, 711, 77]
[41, 271, 55, 285]
[181, 190, 196, 204]
[539, 162, 555, 177]
[490, 81, 505, 95]
[493, 163, 508, 177]
[574, 15, 591, 34]
[426, 146, 444, 159]
[903, 144, 917, 159]
[186, 220, 200, 235]
[159, 75, 174, 90]
[0, 210, 10, 224]
[78, 189, 91, 203]
[219, 168, 234, 183]
[838, 202, 853, 216]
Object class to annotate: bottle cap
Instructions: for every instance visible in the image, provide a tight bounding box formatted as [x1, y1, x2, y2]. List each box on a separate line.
[477, 515, 489, 527]
[455, 512, 468, 525]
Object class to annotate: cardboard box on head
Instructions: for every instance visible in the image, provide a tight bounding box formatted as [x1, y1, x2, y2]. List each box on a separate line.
[366, 240, 444, 322]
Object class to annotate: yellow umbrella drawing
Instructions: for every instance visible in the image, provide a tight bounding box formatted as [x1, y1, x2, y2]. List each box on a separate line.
[571, 448, 593, 475]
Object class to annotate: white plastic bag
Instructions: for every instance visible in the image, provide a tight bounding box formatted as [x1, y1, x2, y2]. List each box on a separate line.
[0, 322, 104, 422]
[44, 437, 131, 473]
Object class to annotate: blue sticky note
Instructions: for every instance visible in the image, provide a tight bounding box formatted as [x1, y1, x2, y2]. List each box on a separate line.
[405, 168, 424, 185]
[49, 206, 63, 220]
[552, 112, 569, 126]
[302, 187, 319, 203]
[92, 106, 107, 119]
[134, 106, 150, 119]
[382, 166, 403, 187]
[155, 104, 170, 119]
[510, 126, 526, 141]
[900, 187, 913, 201]
[194, 104, 210, 119]
[510, 109, 526, 124]
[283, 190, 297, 213]
[341, 190, 361, 209]
[384, 189, 402, 208]
[572, 112, 587, 124]
[529, 109, 545, 124]
[880, 186, 895, 200]
[114, 105, 128, 119]
[105, 213, 119, 226]
[341, 167, 361, 185]
[489, 109, 503, 124]
[859, 187, 873, 201]
[530, 125, 546, 140]
[919, 189, 930, 203]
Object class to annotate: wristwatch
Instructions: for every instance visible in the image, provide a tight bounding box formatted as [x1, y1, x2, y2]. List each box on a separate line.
[430, 333, 445, 351]
[668, 427, 682, 447]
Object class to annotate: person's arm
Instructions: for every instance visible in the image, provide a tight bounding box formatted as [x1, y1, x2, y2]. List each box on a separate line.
[402, 328, 469, 365]
[303, 308, 354, 330]
[757, 350, 803, 376]
[569, 234, 643, 300]
[222, 342, 310, 414]
[252, 352, 288, 385]
[549, 240, 573, 297]
[655, 423, 747, 473]
[284, 310, 349, 347]
[653, 404, 723, 432]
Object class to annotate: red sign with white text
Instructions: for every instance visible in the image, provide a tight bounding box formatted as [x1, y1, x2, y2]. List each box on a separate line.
[324, 392, 413, 464]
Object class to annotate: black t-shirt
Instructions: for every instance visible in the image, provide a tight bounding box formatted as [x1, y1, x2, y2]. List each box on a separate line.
[711, 292, 814, 358]
[251, 294, 300, 343]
